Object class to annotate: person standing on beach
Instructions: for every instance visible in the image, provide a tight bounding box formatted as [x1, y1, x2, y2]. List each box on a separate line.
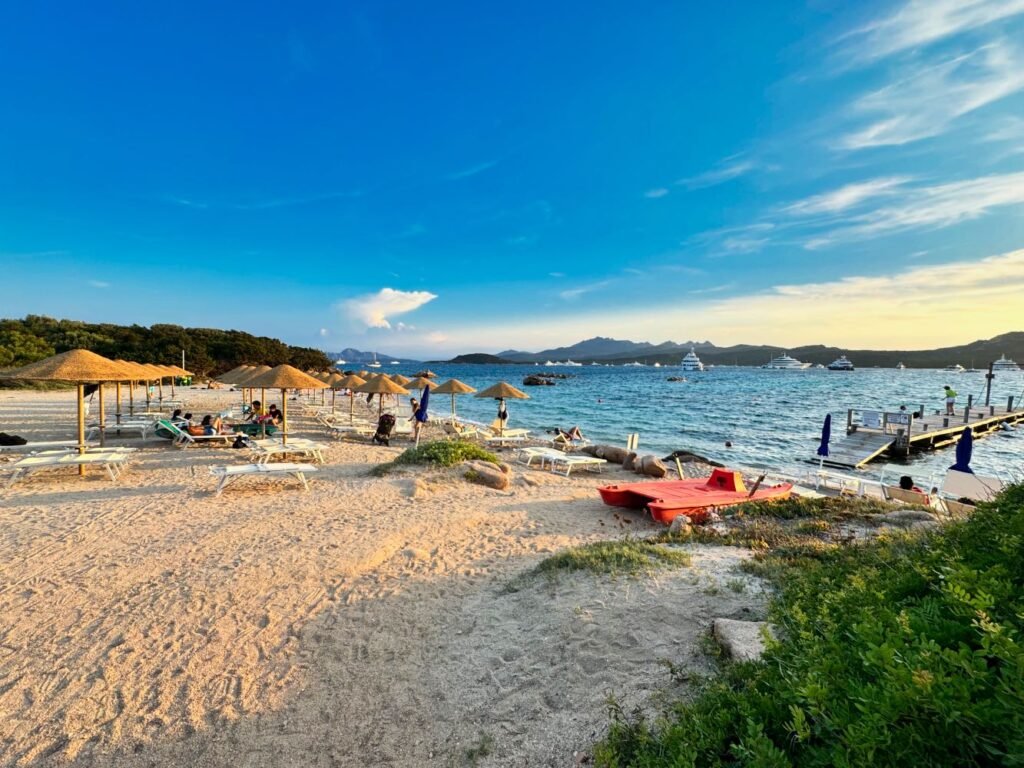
[944, 385, 957, 416]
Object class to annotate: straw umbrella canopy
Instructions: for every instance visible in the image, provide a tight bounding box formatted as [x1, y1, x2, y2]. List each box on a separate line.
[244, 364, 328, 444]
[407, 376, 435, 392]
[335, 373, 367, 422]
[0, 349, 136, 467]
[218, 364, 254, 385]
[355, 376, 410, 417]
[475, 381, 530, 437]
[231, 364, 272, 411]
[391, 374, 411, 387]
[414, 370, 437, 379]
[432, 378, 477, 422]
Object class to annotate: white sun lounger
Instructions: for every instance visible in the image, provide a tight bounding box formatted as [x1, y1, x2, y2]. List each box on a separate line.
[156, 420, 237, 448]
[208, 462, 318, 496]
[516, 446, 569, 468]
[940, 469, 1003, 502]
[0, 440, 100, 454]
[546, 454, 607, 476]
[246, 438, 326, 465]
[85, 420, 156, 440]
[4, 450, 133, 487]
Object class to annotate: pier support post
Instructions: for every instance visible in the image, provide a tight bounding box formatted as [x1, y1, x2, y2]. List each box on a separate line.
[990, 405, 995, 416]
[1010, 396, 1016, 412]
[985, 363, 994, 406]
[967, 394, 973, 409]
[846, 409, 854, 434]
[963, 406, 970, 424]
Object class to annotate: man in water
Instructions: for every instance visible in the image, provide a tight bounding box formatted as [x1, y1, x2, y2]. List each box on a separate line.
[944, 384, 957, 416]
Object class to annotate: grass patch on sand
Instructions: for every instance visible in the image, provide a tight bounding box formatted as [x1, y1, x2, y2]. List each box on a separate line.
[370, 440, 498, 476]
[594, 485, 1024, 767]
[533, 538, 691, 578]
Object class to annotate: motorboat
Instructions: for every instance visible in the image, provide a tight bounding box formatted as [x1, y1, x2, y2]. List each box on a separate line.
[543, 360, 557, 367]
[681, 348, 704, 372]
[625, 361, 646, 367]
[335, 359, 347, 366]
[992, 354, 1021, 372]
[827, 355, 855, 371]
[896, 362, 906, 370]
[652, 362, 661, 368]
[598, 468, 793, 525]
[390, 360, 400, 365]
[943, 363, 965, 373]
[761, 353, 810, 369]
[563, 359, 583, 367]
[368, 352, 382, 369]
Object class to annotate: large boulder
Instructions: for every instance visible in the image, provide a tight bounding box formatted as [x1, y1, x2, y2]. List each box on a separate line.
[622, 451, 638, 472]
[713, 619, 771, 662]
[584, 444, 629, 463]
[522, 375, 556, 386]
[463, 460, 510, 490]
[637, 455, 668, 478]
[663, 449, 724, 468]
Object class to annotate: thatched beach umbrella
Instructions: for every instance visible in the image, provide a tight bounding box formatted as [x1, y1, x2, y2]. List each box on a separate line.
[0, 349, 135, 469]
[407, 376, 434, 392]
[325, 372, 345, 411]
[355, 376, 410, 418]
[391, 374, 411, 387]
[218, 365, 254, 386]
[432, 378, 477, 422]
[245, 364, 328, 444]
[335, 373, 367, 423]
[475, 381, 530, 437]
[233, 364, 272, 411]
[414, 370, 437, 379]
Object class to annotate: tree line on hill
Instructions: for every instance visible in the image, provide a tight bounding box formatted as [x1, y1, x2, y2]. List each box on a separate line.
[0, 316, 332, 377]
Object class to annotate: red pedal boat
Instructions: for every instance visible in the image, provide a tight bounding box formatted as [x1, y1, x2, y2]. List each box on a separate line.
[598, 468, 793, 524]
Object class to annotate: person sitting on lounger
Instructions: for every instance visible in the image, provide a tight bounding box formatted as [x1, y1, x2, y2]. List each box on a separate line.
[552, 426, 586, 446]
[266, 405, 283, 425]
[899, 475, 928, 499]
[247, 401, 264, 421]
[201, 414, 230, 435]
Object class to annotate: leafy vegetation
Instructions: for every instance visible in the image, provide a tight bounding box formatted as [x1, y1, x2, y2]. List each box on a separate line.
[0, 315, 331, 377]
[370, 440, 499, 476]
[595, 485, 1024, 767]
[533, 538, 691, 577]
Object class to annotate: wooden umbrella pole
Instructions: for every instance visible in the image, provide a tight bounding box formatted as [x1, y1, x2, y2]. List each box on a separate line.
[159, 377, 163, 404]
[129, 380, 135, 416]
[332, 389, 336, 413]
[350, 393, 354, 424]
[97, 383, 106, 447]
[116, 381, 122, 426]
[281, 388, 288, 445]
[77, 384, 86, 475]
[451, 393, 456, 422]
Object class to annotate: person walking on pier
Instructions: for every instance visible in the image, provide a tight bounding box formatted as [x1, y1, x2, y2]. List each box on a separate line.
[944, 384, 957, 416]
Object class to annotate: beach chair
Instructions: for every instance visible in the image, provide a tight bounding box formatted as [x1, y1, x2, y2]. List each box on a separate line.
[156, 419, 236, 448]
[208, 462, 318, 496]
[0, 439, 100, 455]
[516, 446, 569, 468]
[546, 454, 607, 476]
[246, 437, 326, 465]
[940, 469, 1003, 502]
[881, 485, 931, 506]
[4, 450, 132, 487]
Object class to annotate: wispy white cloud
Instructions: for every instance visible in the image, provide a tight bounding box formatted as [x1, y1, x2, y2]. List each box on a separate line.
[319, 328, 329, 337]
[446, 160, 498, 180]
[841, 0, 1024, 63]
[340, 287, 438, 329]
[559, 280, 610, 300]
[548, 271, 565, 278]
[88, 280, 110, 289]
[688, 282, 736, 294]
[644, 187, 670, 198]
[784, 176, 913, 215]
[802, 171, 1024, 248]
[838, 41, 1024, 149]
[674, 156, 763, 190]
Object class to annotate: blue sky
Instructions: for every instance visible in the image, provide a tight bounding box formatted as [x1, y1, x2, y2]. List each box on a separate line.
[2, 0, 1024, 356]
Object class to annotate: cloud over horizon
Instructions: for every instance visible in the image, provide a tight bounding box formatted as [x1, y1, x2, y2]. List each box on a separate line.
[340, 287, 438, 329]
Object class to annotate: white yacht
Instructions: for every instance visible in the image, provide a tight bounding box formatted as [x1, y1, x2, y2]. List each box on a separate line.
[335, 359, 347, 366]
[543, 360, 557, 367]
[563, 359, 583, 367]
[827, 355, 855, 371]
[368, 352, 382, 369]
[896, 362, 906, 370]
[943, 363, 965, 373]
[992, 354, 1021, 372]
[680, 348, 705, 372]
[761, 353, 810, 370]
[390, 360, 400, 365]
[625, 361, 646, 367]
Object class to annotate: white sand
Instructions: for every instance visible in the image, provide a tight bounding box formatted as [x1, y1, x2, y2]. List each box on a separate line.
[0, 388, 766, 767]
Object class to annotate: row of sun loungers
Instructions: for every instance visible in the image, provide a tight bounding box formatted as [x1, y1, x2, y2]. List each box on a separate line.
[3, 449, 134, 487]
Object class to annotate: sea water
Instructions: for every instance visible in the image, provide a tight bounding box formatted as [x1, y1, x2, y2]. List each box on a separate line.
[400, 364, 1024, 484]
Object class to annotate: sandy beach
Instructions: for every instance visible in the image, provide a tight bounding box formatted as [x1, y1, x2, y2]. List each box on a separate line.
[0, 388, 767, 767]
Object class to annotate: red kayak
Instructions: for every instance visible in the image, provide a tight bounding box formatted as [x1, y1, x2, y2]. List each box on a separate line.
[598, 468, 793, 524]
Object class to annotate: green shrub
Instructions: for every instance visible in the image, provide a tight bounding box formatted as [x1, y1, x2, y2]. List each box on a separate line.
[595, 484, 1024, 767]
[534, 539, 691, 577]
[371, 440, 498, 475]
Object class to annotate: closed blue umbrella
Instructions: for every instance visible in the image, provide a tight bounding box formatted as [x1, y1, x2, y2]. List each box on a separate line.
[817, 414, 831, 458]
[950, 427, 974, 473]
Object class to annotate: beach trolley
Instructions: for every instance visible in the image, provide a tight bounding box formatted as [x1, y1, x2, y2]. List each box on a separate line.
[598, 468, 793, 524]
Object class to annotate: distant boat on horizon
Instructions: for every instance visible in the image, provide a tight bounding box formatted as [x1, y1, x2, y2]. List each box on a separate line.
[681, 348, 705, 372]
[992, 354, 1021, 372]
[896, 362, 906, 370]
[827, 355, 855, 371]
[762, 353, 810, 370]
[368, 352, 382, 369]
[943, 363, 965, 373]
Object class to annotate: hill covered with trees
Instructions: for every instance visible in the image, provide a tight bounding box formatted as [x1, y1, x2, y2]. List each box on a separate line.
[0, 316, 332, 377]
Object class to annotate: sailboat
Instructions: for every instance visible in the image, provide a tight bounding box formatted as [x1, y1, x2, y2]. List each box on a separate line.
[368, 352, 382, 369]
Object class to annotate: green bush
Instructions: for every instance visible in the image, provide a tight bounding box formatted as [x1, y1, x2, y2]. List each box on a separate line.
[596, 484, 1024, 767]
[535, 539, 691, 577]
[371, 440, 498, 475]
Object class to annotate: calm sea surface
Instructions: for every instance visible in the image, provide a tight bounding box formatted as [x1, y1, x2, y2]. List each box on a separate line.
[386, 364, 1024, 484]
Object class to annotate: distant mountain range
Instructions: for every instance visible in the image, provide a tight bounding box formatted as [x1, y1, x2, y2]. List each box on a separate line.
[450, 333, 1024, 369]
[324, 348, 420, 365]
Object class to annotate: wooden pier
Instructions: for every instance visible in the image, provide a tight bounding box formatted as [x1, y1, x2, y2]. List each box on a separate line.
[822, 396, 1024, 469]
